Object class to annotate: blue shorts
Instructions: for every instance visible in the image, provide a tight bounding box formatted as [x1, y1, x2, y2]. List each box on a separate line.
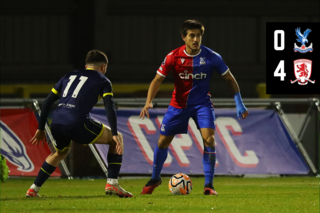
[160, 102, 215, 136]
[51, 117, 104, 151]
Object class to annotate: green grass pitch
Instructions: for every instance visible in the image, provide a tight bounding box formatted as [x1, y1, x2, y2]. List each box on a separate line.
[0, 177, 319, 213]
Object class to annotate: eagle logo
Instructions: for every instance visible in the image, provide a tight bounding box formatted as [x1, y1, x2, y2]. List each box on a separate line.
[0, 121, 34, 172]
[294, 28, 313, 53]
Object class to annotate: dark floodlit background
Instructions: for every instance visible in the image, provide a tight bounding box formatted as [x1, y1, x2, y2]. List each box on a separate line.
[1, 0, 319, 99]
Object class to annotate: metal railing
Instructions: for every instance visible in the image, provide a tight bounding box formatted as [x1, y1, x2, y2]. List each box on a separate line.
[2, 97, 318, 107]
[1, 98, 319, 175]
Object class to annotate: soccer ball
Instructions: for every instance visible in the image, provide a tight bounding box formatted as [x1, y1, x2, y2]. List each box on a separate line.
[168, 173, 192, 195]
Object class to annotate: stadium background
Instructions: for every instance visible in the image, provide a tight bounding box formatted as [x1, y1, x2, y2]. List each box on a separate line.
[0, 0, 319, 178]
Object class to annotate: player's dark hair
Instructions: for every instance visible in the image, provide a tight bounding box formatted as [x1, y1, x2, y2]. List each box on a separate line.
[180, 19, 205, 37]
[85, 50, 108, 64]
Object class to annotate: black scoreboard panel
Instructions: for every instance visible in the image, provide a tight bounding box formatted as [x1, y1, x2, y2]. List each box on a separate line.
[266, 22, 319, 94]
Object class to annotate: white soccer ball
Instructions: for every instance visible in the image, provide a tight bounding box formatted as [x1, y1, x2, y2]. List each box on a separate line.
[168, 173, 192, 195]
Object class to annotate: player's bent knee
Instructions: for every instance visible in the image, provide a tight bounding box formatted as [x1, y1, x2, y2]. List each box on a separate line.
[56, 149, 70, 159]
[204, 135, 215, 147]
[158, 135, 174, 149]
[95, 127, 113, 144]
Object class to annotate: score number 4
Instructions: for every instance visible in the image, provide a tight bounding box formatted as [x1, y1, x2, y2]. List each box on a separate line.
[273, 30, 286, 81]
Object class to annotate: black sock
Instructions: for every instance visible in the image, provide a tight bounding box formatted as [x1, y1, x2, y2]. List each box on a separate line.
[34, 161, 56, 187]
[107, 154, 122, 179]
[205, 183, 214, 189]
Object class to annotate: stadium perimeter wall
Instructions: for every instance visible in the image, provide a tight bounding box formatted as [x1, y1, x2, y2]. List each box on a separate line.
[0, 98, 318, 177]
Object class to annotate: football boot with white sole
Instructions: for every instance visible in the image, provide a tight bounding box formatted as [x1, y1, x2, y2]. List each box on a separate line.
[105, 183, 133, 198]
[26, 188, 41, 197]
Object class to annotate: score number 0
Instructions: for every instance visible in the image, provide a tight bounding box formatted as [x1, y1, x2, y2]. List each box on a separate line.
[273, 30, 286, 81]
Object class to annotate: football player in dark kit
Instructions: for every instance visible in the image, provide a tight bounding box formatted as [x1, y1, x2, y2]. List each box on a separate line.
[26, 50, 132, 198]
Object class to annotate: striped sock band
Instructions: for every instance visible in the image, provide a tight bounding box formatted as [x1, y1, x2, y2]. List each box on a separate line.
[107, 154, 122, 179]
[34, 161, 56, 187]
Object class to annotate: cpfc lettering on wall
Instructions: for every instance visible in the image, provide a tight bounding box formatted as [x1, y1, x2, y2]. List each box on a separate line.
[0, 109, 61, 176]
[91, 108, 309, 175]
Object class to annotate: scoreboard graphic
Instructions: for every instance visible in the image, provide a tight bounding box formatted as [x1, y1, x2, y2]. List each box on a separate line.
[266, 22, 319, 94]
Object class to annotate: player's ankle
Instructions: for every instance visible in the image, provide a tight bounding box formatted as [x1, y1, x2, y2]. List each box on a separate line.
[30, 183, 40, 193]
[107, 178, 118, 185]
[145, 178, 161, 187]
[204, 183, 213, 189]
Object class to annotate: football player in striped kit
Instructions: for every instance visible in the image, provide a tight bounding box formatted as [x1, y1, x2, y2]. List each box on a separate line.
[140, 20, 248, 195]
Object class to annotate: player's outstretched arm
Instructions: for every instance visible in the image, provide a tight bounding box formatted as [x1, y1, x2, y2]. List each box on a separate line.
[112, 135, 123, 155]
[103, 95, 118, 136]
[103, 96, 123, 155]
[222, 71, 248, 119]
[30, 92, 60, 145]
[140, 74, 165, 119]
[30, 130, 47, 146]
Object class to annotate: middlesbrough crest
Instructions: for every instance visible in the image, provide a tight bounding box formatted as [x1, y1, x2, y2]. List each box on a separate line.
[291, 59, 315, 85]
[294, 28, 313, 53]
